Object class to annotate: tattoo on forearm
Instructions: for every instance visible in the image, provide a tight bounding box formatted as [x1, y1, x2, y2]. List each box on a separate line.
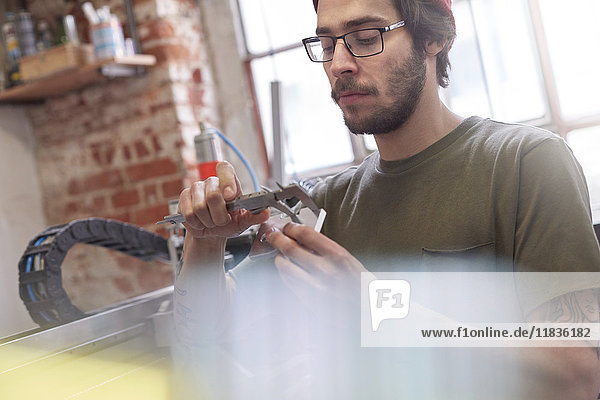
[539, 290, 600, 323]
[530, 290, 600, 357]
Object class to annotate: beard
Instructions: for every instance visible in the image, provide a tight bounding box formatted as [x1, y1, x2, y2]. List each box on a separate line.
[331, 47, 426, 135]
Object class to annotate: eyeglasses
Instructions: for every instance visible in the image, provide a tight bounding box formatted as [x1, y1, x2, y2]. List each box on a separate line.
[302, 21, 405, 63]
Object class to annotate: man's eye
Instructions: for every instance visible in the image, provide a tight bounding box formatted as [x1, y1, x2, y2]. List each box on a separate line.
[322, 45, 334, 55]
[350, 31, 379, 46]
[356, 37, 377, 45]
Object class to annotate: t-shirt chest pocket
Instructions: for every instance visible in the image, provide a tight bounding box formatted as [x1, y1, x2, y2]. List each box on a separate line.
[420, 242, 496, 272]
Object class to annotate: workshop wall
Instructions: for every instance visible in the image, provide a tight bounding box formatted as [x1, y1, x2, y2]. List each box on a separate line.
[0, 106, 46, 336]
[21, 0, 224, 311]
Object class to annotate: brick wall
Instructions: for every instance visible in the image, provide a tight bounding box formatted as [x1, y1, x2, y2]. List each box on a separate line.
[24, 0, 219, 311]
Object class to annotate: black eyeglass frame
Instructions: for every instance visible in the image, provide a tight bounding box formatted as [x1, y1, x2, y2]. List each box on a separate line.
[302, 20, 406, 63]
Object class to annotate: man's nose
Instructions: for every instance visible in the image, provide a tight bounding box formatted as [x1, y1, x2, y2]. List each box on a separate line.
[329, 39, 358, 77]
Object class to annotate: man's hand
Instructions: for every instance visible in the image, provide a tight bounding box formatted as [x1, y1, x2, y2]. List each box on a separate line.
[265, 222, 370, 325]
[178, 161, 269, 239]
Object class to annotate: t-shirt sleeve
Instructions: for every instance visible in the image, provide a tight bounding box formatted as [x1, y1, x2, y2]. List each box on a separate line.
[514, 137, 600, 311]
[308, 179, 328, 210]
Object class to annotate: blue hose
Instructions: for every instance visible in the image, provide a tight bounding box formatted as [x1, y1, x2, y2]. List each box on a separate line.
[214, 129, 261, 192]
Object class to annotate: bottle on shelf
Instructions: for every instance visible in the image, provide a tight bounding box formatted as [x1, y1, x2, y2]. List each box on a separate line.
[36, 19, 54, 51]
[15, 10, 37, 57]
[2, 12, 22, 88]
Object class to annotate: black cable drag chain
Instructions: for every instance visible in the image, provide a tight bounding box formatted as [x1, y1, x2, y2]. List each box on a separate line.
[18, 218, 170, 327]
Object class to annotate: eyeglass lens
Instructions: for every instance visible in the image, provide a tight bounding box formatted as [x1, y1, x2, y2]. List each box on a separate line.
[306, 29, 383, 61]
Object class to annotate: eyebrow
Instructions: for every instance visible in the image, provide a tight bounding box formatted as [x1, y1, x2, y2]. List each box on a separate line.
[315, 16, 389, 35]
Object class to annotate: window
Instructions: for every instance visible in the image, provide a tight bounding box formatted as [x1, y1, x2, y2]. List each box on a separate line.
[568, 127, 600, 223]
[236, 0, 600, 212]
[443, 0, 547, 123]
[444, 0, 600, 220]
[236, 0, 355, 180]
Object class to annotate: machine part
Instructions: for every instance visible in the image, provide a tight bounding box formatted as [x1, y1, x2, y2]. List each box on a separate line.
[0, 287, 175, 400]
[271, 80, 285, 185]
[195, 124, 223, 180]
[157, 183, 321, 226]
[165, 199, 185, 275]
[18, 218, 170, 328]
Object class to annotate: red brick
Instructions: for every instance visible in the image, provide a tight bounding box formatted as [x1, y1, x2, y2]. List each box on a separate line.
[111, 188, 140, 209]
[139, 20, 175, 42]
[149, 102, 173, 114]
[93, 196, 107, 210]
[123, 145, 132, 160]
[78, 196, 108, 215]
[144, 183, 158, 204]
[105, 212, 130, 223]
[65, 201, 80, 215]
[131, 204, 169, 227]
[126, 158, 179, 182]
[91, 141, 116, 166]
[134, 140, 151, 158]
[68, 178, 84, 195]
[154, 228, 169, 239]
[86, 170, 124, 192]
[145, 44, 191, 64]
[162, 178, 183, 198]
[188, 87, 204, 106]
[151, 135, 163, 152]
[192, 68, 202, 83]
[68, 170, 124, 195]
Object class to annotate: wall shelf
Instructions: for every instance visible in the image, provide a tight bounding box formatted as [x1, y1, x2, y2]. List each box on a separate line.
[0, 54, 156, 103]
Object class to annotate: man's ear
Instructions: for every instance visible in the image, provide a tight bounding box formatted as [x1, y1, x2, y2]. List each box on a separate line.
[425, 40, 445, 56]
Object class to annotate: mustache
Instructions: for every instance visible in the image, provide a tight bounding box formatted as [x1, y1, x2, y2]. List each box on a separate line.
[331, 79, 379, 102]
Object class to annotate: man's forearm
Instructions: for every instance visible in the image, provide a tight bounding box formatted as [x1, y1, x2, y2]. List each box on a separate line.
[513, 289, 600, 399]
[485, 289, 600, 399]
[507, 347, 600, 400]
[174, 234, 232, 344]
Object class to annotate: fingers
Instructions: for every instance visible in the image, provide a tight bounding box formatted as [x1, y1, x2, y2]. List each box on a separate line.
[177, 161, 270, 238]
[281, 222, 348, 259]
[216, 161, 241, 201]
[177, 161, 239, 232]
[266, 222, 364, 275]
[230, 208, 271, 235]
[203, 176, 231, 226]
[182, 177, 230, 229]
[265, 224, 323, 273]
[274, 254, 324, 300]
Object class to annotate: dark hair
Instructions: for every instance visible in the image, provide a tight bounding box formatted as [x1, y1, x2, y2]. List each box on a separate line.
[313, 0, 456, 87]
[392, 0, 456, 88]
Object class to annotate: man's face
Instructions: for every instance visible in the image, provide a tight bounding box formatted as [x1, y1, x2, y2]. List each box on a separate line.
[317, 0, 427, 135]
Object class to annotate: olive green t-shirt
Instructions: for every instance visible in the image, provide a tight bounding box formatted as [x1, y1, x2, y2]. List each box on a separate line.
[229, 116, 600, 315]
[309, 116, 600, 311]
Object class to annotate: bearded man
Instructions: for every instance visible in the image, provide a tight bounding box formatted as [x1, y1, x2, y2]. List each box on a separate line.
[174, 0, 600, 398]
